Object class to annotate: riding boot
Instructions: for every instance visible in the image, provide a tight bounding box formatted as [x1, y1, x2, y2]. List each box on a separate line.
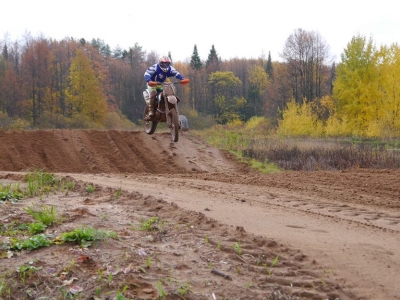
[145, 97, 155, 121]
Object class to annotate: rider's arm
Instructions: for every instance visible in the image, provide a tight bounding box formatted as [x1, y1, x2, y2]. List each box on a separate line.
[169, 66, 184, 80]
[144, 64, 157, 82]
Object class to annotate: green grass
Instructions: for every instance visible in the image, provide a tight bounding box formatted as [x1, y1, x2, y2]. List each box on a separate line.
[1, 171, 76, 204]
[232, 241, 242, 255]
[25, 170, 59, 197]
[193, 128, 280, 173]
[0, 221, 28, 237]
[17, 264, 42, 283]
[157, 281, 167, 299]
[133, 216, 161, 231]
[0, 277, 11, 298]
[61, 226, 117, 247]
[264, 255, 280, 276]
[0, 183, 23, 203]
[24, 204, 58, 226]
[86, 184, 95, 193]
[176, 281, 191, 297]
[192, 120, 400, 171]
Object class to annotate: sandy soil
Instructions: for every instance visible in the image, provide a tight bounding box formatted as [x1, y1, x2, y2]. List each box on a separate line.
[1, 129, 399, 300]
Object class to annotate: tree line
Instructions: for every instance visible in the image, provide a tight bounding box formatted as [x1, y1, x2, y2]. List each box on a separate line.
[278, 34, 400, 138]
[1, 30, 399, 137]
[0, 29, 332, 129]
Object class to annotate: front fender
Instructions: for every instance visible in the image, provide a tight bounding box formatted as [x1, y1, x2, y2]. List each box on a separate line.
[167, 95, 178, 104]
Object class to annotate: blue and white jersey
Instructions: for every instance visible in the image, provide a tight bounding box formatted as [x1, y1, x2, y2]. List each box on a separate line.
[144, 64, 184, 83]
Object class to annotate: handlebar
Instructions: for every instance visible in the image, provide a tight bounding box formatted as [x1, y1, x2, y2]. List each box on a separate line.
[148, 79, 190, 87]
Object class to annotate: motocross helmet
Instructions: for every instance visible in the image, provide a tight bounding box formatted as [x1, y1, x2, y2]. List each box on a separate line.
[158, 55, 171, 72]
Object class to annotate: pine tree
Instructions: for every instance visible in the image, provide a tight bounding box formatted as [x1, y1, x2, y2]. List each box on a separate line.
[112, 45, 123, 59]
[2, 45, 8, 60]
[206, 45, 220, 72]
[190, 45, 202, 70]
[265, 51, 273, 79]
[248, 65, 269, 115]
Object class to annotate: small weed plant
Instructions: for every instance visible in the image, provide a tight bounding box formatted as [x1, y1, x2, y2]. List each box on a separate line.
[0, 183, 23, 203]
[24, 204, 58, 226]
[26, 170, 59, 197]
[0, 277, 11, 298]
[0, 221, 28, 237]
[264, 255, 279, 276]
[27, 222, 47, 234]
[60, 180, 75, 194]
[134, 216, 161, 231]
[271, 255, 279, 267]
[232, 242, 242, 255]
[116, 187, 122, 198]
[17, 264, 42, 283]
[58, 287, 70, 299]
[61, 226, 117, 247]
[10, 234, 51, 250]
[177, 281, 191, 297]
[86, 184, 95, 193]
[97, 269, 104, 281]
[115, 286, 130, 299]
[157, 281, 166, 299]
[146, 257, 152, 268]
[107, 273, 113, 285]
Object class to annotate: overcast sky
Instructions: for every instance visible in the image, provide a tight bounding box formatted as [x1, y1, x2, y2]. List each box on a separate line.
[1, 0, 399, 63]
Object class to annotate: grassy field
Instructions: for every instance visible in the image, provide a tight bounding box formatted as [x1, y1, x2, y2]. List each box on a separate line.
[192, 122, 400, 172]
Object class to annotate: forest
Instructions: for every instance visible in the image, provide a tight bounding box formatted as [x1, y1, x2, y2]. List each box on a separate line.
[1, 28, 400, 138]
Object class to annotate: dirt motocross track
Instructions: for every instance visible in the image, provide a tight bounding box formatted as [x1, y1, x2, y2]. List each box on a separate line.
[1, 129, 400, 300]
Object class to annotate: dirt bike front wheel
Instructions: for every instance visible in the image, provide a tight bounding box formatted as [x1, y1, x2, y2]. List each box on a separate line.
[169, 109, 179, 142]
[143, 107, 158, 135]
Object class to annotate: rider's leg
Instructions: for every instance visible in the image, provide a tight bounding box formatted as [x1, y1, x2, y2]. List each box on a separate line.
[144, 86, 157, 121]
[146, 97, 155, 120]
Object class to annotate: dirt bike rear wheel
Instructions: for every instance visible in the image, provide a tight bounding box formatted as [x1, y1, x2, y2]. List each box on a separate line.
[170, 109, 179, 142]
[143, 106, 158, 134]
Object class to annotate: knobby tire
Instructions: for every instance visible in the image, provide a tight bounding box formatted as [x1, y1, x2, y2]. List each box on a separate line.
[170, 109, 179, 142]
[143, 106, 157, 134]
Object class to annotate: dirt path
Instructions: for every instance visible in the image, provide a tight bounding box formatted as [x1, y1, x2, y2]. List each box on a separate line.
[1, 129, 400, 299]
[66, 172, 400, 300]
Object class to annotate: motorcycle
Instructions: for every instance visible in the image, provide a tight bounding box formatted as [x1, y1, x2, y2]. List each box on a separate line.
[143, 79, 189, 142]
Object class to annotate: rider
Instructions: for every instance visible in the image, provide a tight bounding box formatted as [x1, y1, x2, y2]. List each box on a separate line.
[143, 55, 188, 121]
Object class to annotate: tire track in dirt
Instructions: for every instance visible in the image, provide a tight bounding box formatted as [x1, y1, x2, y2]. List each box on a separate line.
[0, 172, 357, 299]
[124, 173, 400, 233]
[66, 173, 400, 300]
[71, 130, 99, 172]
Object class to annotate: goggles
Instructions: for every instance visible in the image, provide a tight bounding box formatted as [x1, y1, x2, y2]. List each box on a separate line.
[159, 62, 170, 69]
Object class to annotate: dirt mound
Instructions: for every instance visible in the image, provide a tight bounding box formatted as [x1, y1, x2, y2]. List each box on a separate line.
[0, 129, 244, 174]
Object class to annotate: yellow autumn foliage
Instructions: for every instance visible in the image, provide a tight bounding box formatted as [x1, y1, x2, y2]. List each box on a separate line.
[277, 98, 324, 137]
[332, 35, 400, 137]
[66, 49, 108, 125]
[324, 115, 352, 137]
